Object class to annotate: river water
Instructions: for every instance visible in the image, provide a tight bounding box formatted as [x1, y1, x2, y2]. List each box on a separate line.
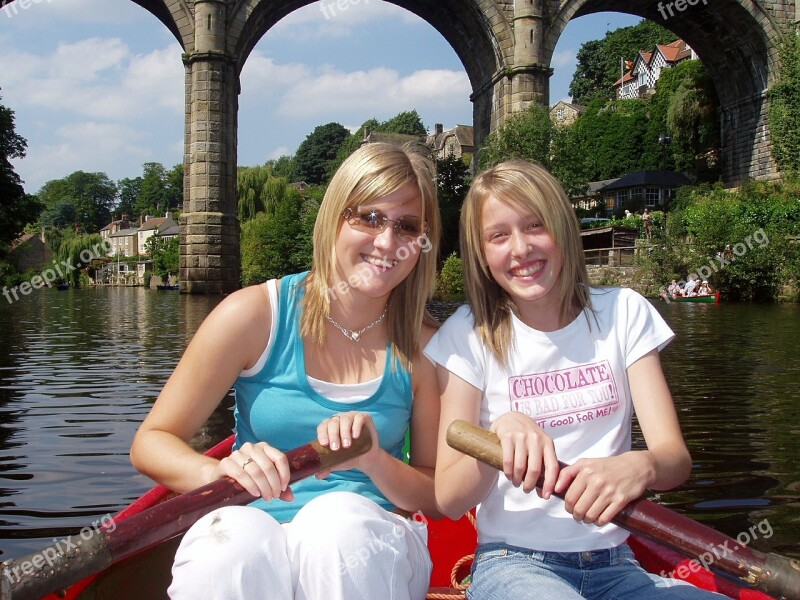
[0, 288, 798, 563]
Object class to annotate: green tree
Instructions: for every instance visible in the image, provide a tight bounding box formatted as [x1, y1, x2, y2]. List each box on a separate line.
[135, 162, 169, 217]
[569, 20, 675, 105]
[240, 190, 317, 285]
[146, 235, 179, 281]
[40, 198, 78, 229]
[117, 177, 142, 219]
[267, 155, 297, 181]
[571, 99, 651, 181]
[645, 60, 720, 180]
[294, 123, 350, 185]
[550, 124, 590, 199]
[57, 233, 105, 287]
[382, 110, 427, 135]
[436, 155, 470, 260]
[0, 92, 42, 251]
[165, 163, 184, 211]
[237, 165, 293, 222]
[37, 171, 117, 233]
[478, 104, 554, 170]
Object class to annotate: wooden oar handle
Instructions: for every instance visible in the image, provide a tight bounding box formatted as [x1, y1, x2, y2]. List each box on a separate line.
[1, 429, 372, 600]
[446, 420, 800, 600]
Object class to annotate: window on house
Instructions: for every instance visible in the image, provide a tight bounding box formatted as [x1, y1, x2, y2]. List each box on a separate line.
[646, 188, 661, 206]
[605, 193, 616, 211]
[557, 108, 564, 120]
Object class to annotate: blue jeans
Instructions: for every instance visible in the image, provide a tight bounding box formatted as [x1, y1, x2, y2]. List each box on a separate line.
[466, 542, 725, 600]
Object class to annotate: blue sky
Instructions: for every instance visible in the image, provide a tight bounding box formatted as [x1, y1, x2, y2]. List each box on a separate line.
[0, 0, 640, 194]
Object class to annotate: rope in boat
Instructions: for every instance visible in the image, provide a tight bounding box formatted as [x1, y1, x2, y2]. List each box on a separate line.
[425, 512, 476, 600]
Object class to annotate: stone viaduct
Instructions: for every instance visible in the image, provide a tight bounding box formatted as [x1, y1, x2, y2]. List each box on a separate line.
[13, 0, 800, 292]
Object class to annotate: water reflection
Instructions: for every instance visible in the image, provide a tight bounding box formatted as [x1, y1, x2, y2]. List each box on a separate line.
[0, 288, 230, 557]
[0, 291, 797, 563]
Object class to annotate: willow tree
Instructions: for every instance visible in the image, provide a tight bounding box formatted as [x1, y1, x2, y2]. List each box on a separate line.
[57, 234, 106, 287]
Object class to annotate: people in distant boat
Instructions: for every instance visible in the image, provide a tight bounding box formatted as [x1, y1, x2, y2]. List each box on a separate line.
[697, 280, 712, 295]
[667, 279, 680, 298]
[684, 274, 699, 296]
[426, 160, 721, 600]
[131, 142, 442, 600]
[642, 207, 652, 239]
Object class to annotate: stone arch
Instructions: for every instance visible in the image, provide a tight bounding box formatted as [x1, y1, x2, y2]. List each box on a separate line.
[130, 0, 195, 51]
[544, 0, 789, 183]
[228, 0, 514, 144]
[5, 0, 791, 292]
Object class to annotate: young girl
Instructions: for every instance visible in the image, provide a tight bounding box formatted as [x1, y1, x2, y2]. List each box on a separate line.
[425, 160, 722, 599]
[131, 142, 442, 600]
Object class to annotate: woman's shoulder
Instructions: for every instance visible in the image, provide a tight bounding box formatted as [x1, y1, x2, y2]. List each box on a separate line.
[202, 282, 273, 339]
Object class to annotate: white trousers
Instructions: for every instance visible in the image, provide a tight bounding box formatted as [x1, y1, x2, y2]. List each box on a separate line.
[168, 491, 432, 600]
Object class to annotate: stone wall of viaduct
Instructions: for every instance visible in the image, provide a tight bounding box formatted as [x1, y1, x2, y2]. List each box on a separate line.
[27, 0, 800, 292]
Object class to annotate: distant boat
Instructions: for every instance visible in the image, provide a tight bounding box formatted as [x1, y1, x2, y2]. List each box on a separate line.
[56, 282, 70, 291]
[660, 291, 720, 304]
[156, 284, 180, 291]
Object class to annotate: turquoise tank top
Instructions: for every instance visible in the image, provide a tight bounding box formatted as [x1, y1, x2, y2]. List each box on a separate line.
[233, 272, 412, 522]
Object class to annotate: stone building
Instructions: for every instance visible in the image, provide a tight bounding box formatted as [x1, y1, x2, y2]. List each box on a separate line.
[550, 101, 586, 125]
[427, 124, 474, 163]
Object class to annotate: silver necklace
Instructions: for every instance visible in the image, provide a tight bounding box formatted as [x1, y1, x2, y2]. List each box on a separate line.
[325, 307, 388, 342]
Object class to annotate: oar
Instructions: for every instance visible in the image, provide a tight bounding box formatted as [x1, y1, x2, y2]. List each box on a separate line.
[447, 420, 800, 600]
[1, 429, 372, 600]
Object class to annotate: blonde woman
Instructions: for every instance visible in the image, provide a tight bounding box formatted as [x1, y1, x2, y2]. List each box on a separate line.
[131, 143, 442, 600]
[426, 160, 722, 599]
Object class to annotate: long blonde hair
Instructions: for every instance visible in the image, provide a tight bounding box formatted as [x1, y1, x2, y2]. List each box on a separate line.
[300, 142, 441, 367]
[460, 160, 591, 365]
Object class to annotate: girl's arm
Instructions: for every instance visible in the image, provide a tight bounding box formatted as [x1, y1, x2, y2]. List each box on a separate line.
[434, 366, 494, 519]
[130, 285, 292, 500]
[316, 325, 444, 518]
[554, 349, 692, 526]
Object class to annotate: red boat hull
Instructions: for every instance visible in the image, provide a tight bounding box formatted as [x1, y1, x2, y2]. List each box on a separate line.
[44, 435, 774, 600]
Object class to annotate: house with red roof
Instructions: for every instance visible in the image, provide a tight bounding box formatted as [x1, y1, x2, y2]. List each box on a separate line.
[615, 39, 698, 100]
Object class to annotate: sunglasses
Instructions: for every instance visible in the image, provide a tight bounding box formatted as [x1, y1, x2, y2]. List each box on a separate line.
[342, 207, 427, 241]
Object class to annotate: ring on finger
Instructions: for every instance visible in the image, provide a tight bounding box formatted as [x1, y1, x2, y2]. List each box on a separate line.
[242, 457, 254, 469]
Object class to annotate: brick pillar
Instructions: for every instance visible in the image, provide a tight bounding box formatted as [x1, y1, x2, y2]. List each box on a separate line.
[509, 0, 551, 112]
[180, 0, 240, 294]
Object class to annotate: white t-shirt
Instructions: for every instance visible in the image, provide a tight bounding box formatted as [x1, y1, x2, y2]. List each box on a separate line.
[424, 287, 674, 551]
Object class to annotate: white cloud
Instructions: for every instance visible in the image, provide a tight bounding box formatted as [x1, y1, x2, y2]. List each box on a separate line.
[552, 49, 577, 69]
[18, 0, 147, 25]
[16, 121, 152, 192]
[270, 1, 421, 41]
[2, 38, 183, 120]
[267, 146, 291, 160]
[276, 66, 470, 118]
[240, 52, 312, 102]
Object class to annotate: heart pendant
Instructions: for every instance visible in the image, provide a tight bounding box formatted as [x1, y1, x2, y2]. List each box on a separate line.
[350, 332, 360, 341]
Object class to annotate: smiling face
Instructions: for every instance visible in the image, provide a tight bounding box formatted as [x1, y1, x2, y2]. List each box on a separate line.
[334, 181, 424, 302]
[480, 194, 564, 328]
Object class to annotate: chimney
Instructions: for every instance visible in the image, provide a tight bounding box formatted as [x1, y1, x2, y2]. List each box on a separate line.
[435, 123, 443, 135]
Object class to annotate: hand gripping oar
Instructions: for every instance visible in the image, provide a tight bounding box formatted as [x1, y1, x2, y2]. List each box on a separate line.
[446, 420, 800, 600]
[1, 429, 372, 600]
